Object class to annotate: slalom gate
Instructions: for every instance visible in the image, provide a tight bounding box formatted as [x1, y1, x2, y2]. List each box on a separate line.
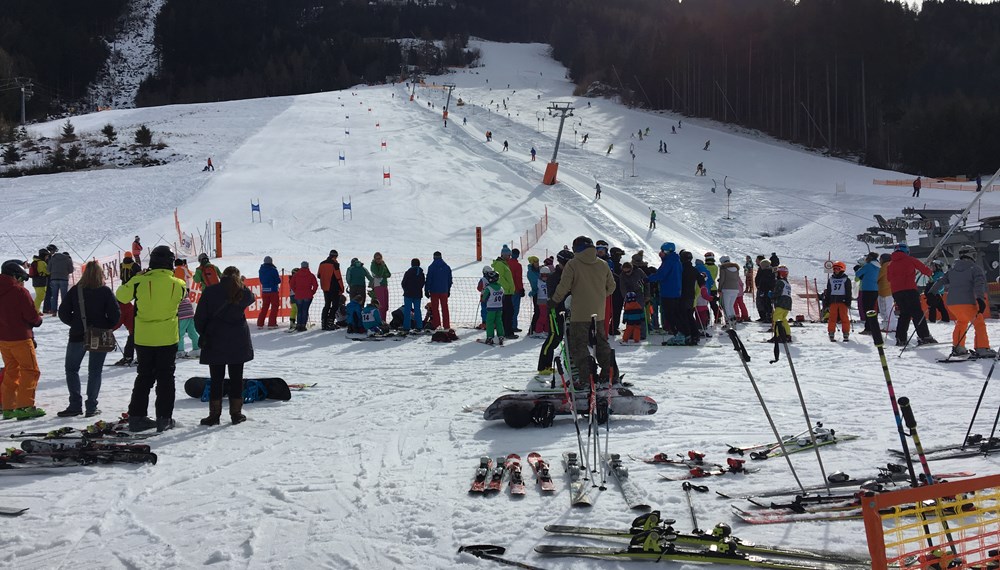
[863, 473, 1000, 569]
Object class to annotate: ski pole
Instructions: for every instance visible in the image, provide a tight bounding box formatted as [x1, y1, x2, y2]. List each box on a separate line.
[4, 232, 28, 261]
[458, 545, 547, 570]
[865, 312, 920, 487]
[587, 315, 606, 489]
[555, 356, 588, 481]
[723, 328, 806, 494]
[681, 482, 707, 533]
[963, 344, 1000, 450]
[899, 396, 959, 553]
[777, 327, 832, 495]
[897, 307, 931, 357]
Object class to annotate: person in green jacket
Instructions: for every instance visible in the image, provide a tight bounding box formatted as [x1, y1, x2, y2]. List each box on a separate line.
[492, 246, 516, 338]
[115, 245, 186, 432]
[370, 253, 391, 319]
[345, 258, 374, 303]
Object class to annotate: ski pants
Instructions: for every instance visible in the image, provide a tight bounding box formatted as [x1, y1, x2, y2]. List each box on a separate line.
[208, 363, 244, 401]
[663, 297, 689, 338]
[485, 309, 505, 339]
[512, 293, 521, 330]
[0, 339, 40, 411]
[33, 287, 46, 312]
[321, 289, 337, 328]
[374, 286, 389, 322]
[622, 323, 642, 343]
[756, 292, 773, 321]
[538, 311, 563, 372]
[129, 345, 176, 420]
[64, 340, 106, 414]
[772, 307, 791, 339]
[709, 292, 722, 323]
[879, 295, 897, 332]
[257, 292, 280, 327]
[892, 289, 931, 343]
[926, 292, 949, 322]
[860, 291, 879, 332]
[734, 295, 749, 322]
[403, 296, 422, 330]
[951, 304, 990, 350]
[566, 321, 612, 383]
[720, 290, 739, 323]
[178, 319, 200, 353]
[295, 299, 312, 329]
[429, 293, 450, 330]
[122, 334, 135, 361]
[827, 302, 850, 334]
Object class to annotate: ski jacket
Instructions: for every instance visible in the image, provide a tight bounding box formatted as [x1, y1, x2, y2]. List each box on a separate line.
[361, 305, 383, 330]
[491, 258, 515, 294]
[29, 256, 48, 288]
[536, 280, 549, 304]
[482, 282, 504, 310]
[177, 297, 195, 320]
[772, 278, 793, 311]
[289, 267, 319, 300]
[622, 300, 645, 323]
[526, 265, 540, 297]
[681, 261, 698, 301]
[58, 285, 120, 343]
[694, 260, 714, 292]
[194, 263, 221, 287]
[194, 277, 255, 366]
[717, 262, 742, 291]
[824, 273, 853, 305]
[345, 300, 363, 329]
[704, 261, 719, 292]
[318, 258, 343, 293]
[877, 263, 892, 296]
[259, 263, 281, 293]
[115, 269, 186, 347]
[935, 259, 986, 306]
[401, 266, 425, 298]
[120, 260, 140, 284]
[550, 247, 616, 323]
[131, 240, 143, 260]
[0, 275, 42, 341]
[345, 260, 373, 288]
[115, 301, 135, 334]
[425, 258, 452, 295]
[755, 267, 776, 296]
[886, 251, 931, 293]
[370, 259, 391, 288]
[854, 261, 880, 292]
[506, 258, 524, 294]
[47, 252, 73, 280]
[617, 268, 648, 305]
[546, 266, 567, 314]
[647, 252, 682, 299]
[173, 266, 193, 285]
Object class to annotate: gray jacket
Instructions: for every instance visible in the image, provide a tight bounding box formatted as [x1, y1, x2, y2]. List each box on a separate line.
[936, 259, 985, 306]
[47, 253, 74, 280]
[717, 262, 742, 291]
[618, 268, 648, 304]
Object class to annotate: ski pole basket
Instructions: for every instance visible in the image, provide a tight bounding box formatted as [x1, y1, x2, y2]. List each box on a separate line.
[862, 473, 1000, 569]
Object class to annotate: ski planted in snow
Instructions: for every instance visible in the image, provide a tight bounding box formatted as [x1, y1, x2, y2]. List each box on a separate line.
[563, 451, 592, 507]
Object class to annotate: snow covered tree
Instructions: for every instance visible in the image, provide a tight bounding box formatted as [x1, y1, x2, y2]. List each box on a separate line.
[134, 124, 153, 146]
[101, 124, 117, 144]
[3, 144, 20, 164]
[61, 120, 77, 142]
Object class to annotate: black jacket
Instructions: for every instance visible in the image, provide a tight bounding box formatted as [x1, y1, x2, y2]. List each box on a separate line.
[58, 285, 121, 343]
[755, 267, 776, 296]
[681, 262, 698, 301]
[194, 277, 255, 365]
[401, 266, 425, 298]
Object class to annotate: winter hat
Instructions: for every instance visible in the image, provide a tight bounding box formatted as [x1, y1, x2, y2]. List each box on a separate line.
[264, 256, 273, 264]
[543, 256, 554, 266]
[866, 252, 879, 262]
[174, 259, 185, 267]
[631, 251, 644, 263]
[433, 251, 442, 258]
[411, 258, 420, 267]
[123, 252, 133, 259]
[329, 249, 338, 257]
[660, 242, 675, 253]
[895, 243, 909, 254]
[759, 259, 771, 269]
[501, 244, 512, 257]
[622, 262, 633, 271]
[149, 245, 175, 270]
[301, 261, 309, 268]
[540, 265, 553, 275]
[719, 255, 730, 263]
[511, 248, 520, 259]
[527, 255, 539, 265]
[572, 236, 595, 253]
[679, 250, 693, 262]
[959, 245, 977, 260]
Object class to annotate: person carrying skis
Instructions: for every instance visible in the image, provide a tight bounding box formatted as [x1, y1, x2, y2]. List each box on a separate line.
[425, 251, 453, 331]
[115, 245, 186, 432]
[400, 258, 425, 332]
[481, 269, 505, 344]
[824, 261, 853, 342]
[537, 249, 573, 373]
[549, 236, 617, 384]
[924, 261, 949, 323]
[0, 260, 44, 420]
[854, 252, 881, 334]
[887, 243, 937, 347]
[194, 253, 220, 288]
[318, 250, 345, 330]
[257, 256, 281, 329]
[289, 261, 318, 331]
[768, 265, 793, 343]
[345, 258, 374, 303]
[934, 245, 995, 359]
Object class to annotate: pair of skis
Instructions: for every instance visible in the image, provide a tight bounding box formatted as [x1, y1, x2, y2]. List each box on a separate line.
[469, 453, 551, 496]
[3, 439, 157, 469]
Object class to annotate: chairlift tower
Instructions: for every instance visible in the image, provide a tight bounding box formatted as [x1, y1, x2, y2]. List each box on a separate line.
[442, 83, 456, 121]
[542, 102, 574, 185]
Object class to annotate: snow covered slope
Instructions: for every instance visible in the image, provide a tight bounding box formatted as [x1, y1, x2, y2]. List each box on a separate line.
[2, 41, 999, 569]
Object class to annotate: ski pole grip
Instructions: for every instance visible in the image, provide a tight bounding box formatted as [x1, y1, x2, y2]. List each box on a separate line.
[866, 310, 883, 344]
[898, 397, 917, 429]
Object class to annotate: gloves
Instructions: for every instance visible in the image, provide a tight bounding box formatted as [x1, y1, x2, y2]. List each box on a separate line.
[518, 290, 525, 298]
[978, 298, 987, 314]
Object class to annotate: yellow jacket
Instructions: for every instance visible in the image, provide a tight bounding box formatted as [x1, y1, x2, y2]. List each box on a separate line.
[116, 269, 186, 347]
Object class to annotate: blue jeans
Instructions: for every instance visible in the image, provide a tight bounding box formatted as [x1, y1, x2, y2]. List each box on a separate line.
[296, 299, 312, 328]
[403, 296, 422, 330]
[65, 341, 107, 413]
[49, 279, 69, 312]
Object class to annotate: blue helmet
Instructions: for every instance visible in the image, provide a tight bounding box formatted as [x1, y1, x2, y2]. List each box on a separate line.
[895, 243, 909, 254]
[660, 242, 675, 253]
[625, 292, 637, 303]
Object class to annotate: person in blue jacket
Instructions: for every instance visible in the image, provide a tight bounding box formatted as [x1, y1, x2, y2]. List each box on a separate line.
[256, 256, 281, 328]
[854, 252, 881, 334]
[425, 251, 453, 330]
[345, 296, 364, 334]
[400, 258, 425, 332]
[361, 299, 385, 336]
[646, 242, 682, 337]
[694, 258, 715, 292]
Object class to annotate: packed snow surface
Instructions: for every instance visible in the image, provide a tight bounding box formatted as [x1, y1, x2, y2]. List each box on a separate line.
[2, 41, 999, 569]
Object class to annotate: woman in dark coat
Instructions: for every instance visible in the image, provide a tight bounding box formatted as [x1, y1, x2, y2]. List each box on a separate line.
[194, 266, 255, 425]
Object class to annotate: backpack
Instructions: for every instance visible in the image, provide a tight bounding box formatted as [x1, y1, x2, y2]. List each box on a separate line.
[203, 264, 220, 286]
[28, 261, 39, 278]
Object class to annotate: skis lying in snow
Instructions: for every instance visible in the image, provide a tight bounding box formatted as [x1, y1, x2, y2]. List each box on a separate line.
[631, 450, 718, 467]
[726, 423, 825, 455]
[469, 457, 492, 493]
[505, 454, 526, 496]
[485, 456, 508, 493]
[603, 453, 650, 510]
[888, 433, 1000, 460]
[749, 434, 859, 460]
[527, 452, 555, 492]
[733, 497, 977, 524]
[563, 451, 592, 507]
[659, 458, 758, 481]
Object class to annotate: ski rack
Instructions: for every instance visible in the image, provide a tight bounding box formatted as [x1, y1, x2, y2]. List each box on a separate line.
[863, 473, 1000, 569]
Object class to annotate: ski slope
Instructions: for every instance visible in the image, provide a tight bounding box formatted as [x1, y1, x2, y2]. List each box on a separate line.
[2, 41, 1000, 569]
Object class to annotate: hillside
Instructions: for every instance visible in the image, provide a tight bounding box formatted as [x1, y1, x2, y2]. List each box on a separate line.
[1, 41, 999, 569]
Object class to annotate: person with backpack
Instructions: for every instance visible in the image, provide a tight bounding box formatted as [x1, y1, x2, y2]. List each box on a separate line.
[173, 258, 193, 289]
[257, 256, 281, 329]
[0, 260, 45, 420]
[318, 250, 344, 330]
[120, 253, 140, 285]
[194, 266, 255, 426]
[425, 251, 453, 330]
[767, 265, 793, 343]
[194, 253, 221, 288]
[57, 261, 120, 418]
[29, 249, 49, 313]
[400, 258, 425, 332]
[115, 245, 186, 432]
[289, 261, 318, 332]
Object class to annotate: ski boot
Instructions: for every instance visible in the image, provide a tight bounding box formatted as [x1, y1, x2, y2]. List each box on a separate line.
[484, 337, 495, 345]
[156, 417, 175, 432]
[128, 416, 158, 432]
[843, 333, 849, 342]
[950, 346, 971, 359]
[829, 332, 836, 342]
[918, 336, 938, 345]
[12, 407, 46, 421]
[976, 347, 998, 359]
[498, 336, 505, 346]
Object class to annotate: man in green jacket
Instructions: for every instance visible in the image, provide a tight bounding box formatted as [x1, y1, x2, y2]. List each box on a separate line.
[116, 245, 186, 432]
[550, 236, 617, 386]
[345, 258, 374, 303]
[492, 246, 516, 339]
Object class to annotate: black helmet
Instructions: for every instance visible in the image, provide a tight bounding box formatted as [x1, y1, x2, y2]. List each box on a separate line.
[37, 248, 48, 258]
[47, 244, 58, 253]
[556, 249, 574, 265]
[198, 253, 209, 263]
[486, 270, 500, 283]
[1, 259, 28, 282]
[149, 245, 175, 270]
[572, 236, 594, 253]
[680, 250, 693, 262]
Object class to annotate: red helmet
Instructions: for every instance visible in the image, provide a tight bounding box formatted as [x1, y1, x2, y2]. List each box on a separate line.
[704, 251, 715, 260]
[832, 261, 846, 273]
[776, 265, 789, 278]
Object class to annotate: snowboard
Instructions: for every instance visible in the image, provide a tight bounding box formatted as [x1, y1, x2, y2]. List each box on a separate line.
[484, 387, 657, 427]
[183, 377, 292, 401]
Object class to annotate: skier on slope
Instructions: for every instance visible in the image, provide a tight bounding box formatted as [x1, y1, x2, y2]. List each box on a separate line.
[823, 261, 853, 342]
[934, 245, 996, 359]
[537, 249, 572, 374]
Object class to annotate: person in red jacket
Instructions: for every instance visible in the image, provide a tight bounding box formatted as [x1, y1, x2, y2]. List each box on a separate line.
[886, 243, 937, 346]
[131, 236, 143, 269]
[0, 260, 45, 420]
[507, 248, 525, 332]
[289, 261, 319, 331]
